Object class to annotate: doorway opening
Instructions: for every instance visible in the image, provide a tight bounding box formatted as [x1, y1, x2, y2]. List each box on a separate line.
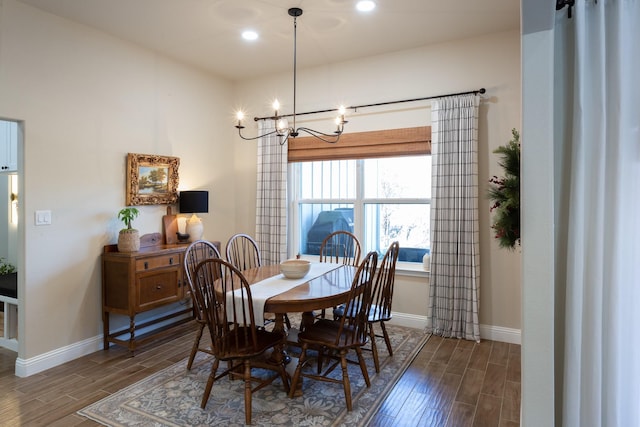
[0, 119, 20, 352]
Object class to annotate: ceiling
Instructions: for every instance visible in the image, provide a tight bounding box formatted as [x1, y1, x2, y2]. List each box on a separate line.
[18, 0, 520, 82]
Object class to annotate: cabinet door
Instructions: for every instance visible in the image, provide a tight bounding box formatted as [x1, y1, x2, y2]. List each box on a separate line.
[0, 121, 18, 172]
[136, 268, 182, 311]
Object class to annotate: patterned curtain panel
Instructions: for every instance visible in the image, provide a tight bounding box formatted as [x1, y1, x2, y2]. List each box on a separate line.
[255, 121, 288, 265]
[427, 94, 481, 342]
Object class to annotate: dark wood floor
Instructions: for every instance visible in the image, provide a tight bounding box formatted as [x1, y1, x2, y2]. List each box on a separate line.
[0, 318, 520, 426]
[370, 334, 521, 427]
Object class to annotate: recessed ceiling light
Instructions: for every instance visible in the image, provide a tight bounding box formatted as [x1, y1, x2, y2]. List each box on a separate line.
[241, 30, 258, 41]
[356, 1, 376, 12]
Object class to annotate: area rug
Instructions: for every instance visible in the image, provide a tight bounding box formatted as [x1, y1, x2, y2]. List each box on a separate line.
[78, 324, 429, 426]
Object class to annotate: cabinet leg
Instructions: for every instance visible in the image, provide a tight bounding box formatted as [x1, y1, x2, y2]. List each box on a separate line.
[103, 312, 110, 350]
[129, 316, 136, 354]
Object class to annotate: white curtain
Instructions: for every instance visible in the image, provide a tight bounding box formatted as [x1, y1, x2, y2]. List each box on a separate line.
[255, 121, 288, 265]
[427, 94, 480, 342]
[555, 2, 640, 426]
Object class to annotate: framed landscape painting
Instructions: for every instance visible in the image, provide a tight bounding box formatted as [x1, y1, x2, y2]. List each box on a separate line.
[126, 153, 180, 205]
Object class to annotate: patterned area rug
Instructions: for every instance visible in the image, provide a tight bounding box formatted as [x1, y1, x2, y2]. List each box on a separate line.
[78, 324, 429, 426]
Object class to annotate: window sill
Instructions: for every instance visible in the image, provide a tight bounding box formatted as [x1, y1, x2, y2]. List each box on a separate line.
[296, 255, 429, 278]
[395, 262, 430, 278]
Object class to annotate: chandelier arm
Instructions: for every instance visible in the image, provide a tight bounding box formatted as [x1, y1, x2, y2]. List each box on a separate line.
[278, 134, 290, 146]
[296, 126, 343, 138]
[236, 127, 283, 141]
[295, 127, 342, 144]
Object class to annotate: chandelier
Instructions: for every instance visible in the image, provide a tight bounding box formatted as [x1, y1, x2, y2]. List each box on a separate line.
[234, 7, 347, 144]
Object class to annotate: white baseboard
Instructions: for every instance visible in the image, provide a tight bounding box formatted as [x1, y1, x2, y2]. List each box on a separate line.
[387, 312, 428, 329]
[479, 324, 521, 344]
[14, 308, 193, 377]
[12, 311, 521, 377]
[14, 334, 103, 377]
[0, 337, 18, 352]
[387, 312, 521, 345]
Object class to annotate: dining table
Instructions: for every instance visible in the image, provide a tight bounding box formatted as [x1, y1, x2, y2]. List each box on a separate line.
[238, 261, 357, 335]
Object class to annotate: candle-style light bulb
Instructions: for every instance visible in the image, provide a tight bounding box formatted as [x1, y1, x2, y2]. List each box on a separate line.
[336, 105, 346, 132]
[236, 111, 244, 127]
[272, 99, 280, 117]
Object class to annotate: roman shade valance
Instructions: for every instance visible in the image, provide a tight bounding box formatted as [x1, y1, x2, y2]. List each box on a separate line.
[287, 126, 431, 162]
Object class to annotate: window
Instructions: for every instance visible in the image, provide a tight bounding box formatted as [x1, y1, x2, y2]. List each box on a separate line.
[290, 155, 431, 263]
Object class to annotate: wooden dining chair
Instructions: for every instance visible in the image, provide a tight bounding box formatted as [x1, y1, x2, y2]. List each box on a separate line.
[288, 251, 378, 411]
[225, 233, 291, 330]
[225, 233, 262, 271]
[193, 258, 290, 425]
[334, 241, 400, 373]
[316, 230, 363, 321]
[318, 230, 362, 267]
[183, 240, 221, 370]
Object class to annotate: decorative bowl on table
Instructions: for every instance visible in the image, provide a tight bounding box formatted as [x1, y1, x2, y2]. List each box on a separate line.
[280, 259, 311, 279]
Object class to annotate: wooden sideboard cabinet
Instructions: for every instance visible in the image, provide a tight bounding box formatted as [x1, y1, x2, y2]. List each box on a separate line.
[102, 242, 193, 354]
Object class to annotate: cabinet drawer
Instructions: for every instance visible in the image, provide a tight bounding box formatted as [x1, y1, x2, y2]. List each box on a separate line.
[137, 270, 181, 310]
[136, 254, 180, 272]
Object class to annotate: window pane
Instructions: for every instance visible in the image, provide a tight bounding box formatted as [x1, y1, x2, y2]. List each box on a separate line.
[300, 160, 356, 199]
[299, 204, 354, 256]
[364, 203, 430, 262]
[292, 155, 431, 264]
[363, 156, 431, 199]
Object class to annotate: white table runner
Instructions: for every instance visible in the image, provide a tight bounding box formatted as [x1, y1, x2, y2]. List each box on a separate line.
[227, 262, 343, 326]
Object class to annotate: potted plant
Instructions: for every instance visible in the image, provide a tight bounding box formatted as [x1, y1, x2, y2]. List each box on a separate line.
[488, 128, 521, 250]
[0, 257, 17, 301]
[117, 207, 140, 252]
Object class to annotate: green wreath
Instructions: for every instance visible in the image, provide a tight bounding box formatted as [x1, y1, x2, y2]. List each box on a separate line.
[488, 128, 520, 250]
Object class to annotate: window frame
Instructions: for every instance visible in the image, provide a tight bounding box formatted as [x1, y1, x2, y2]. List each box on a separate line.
[287, 127, 432, 272]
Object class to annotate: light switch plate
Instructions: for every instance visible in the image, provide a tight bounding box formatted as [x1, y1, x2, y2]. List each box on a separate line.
[35, 210, 52, 225]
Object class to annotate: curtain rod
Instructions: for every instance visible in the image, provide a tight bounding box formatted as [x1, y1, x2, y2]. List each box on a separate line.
[253, 87, 486, 122]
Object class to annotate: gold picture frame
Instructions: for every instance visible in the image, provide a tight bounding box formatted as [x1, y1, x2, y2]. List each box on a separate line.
[126, 153, 180, 206]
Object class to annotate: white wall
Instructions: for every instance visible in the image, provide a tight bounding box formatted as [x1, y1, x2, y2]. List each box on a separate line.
[234, 30, 522, 332]
[0, 0, 234, 361]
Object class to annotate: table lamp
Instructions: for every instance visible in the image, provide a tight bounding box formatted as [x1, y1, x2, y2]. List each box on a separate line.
[179, 190, 208, 242]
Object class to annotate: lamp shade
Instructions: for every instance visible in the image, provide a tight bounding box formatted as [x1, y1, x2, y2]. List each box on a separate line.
[179, 190, 209, 214]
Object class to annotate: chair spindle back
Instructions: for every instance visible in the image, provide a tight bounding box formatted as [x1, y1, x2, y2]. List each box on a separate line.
[334, 250, 378, 347]
[225, 233, 262, 271]
[319, 230, 362, 267]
